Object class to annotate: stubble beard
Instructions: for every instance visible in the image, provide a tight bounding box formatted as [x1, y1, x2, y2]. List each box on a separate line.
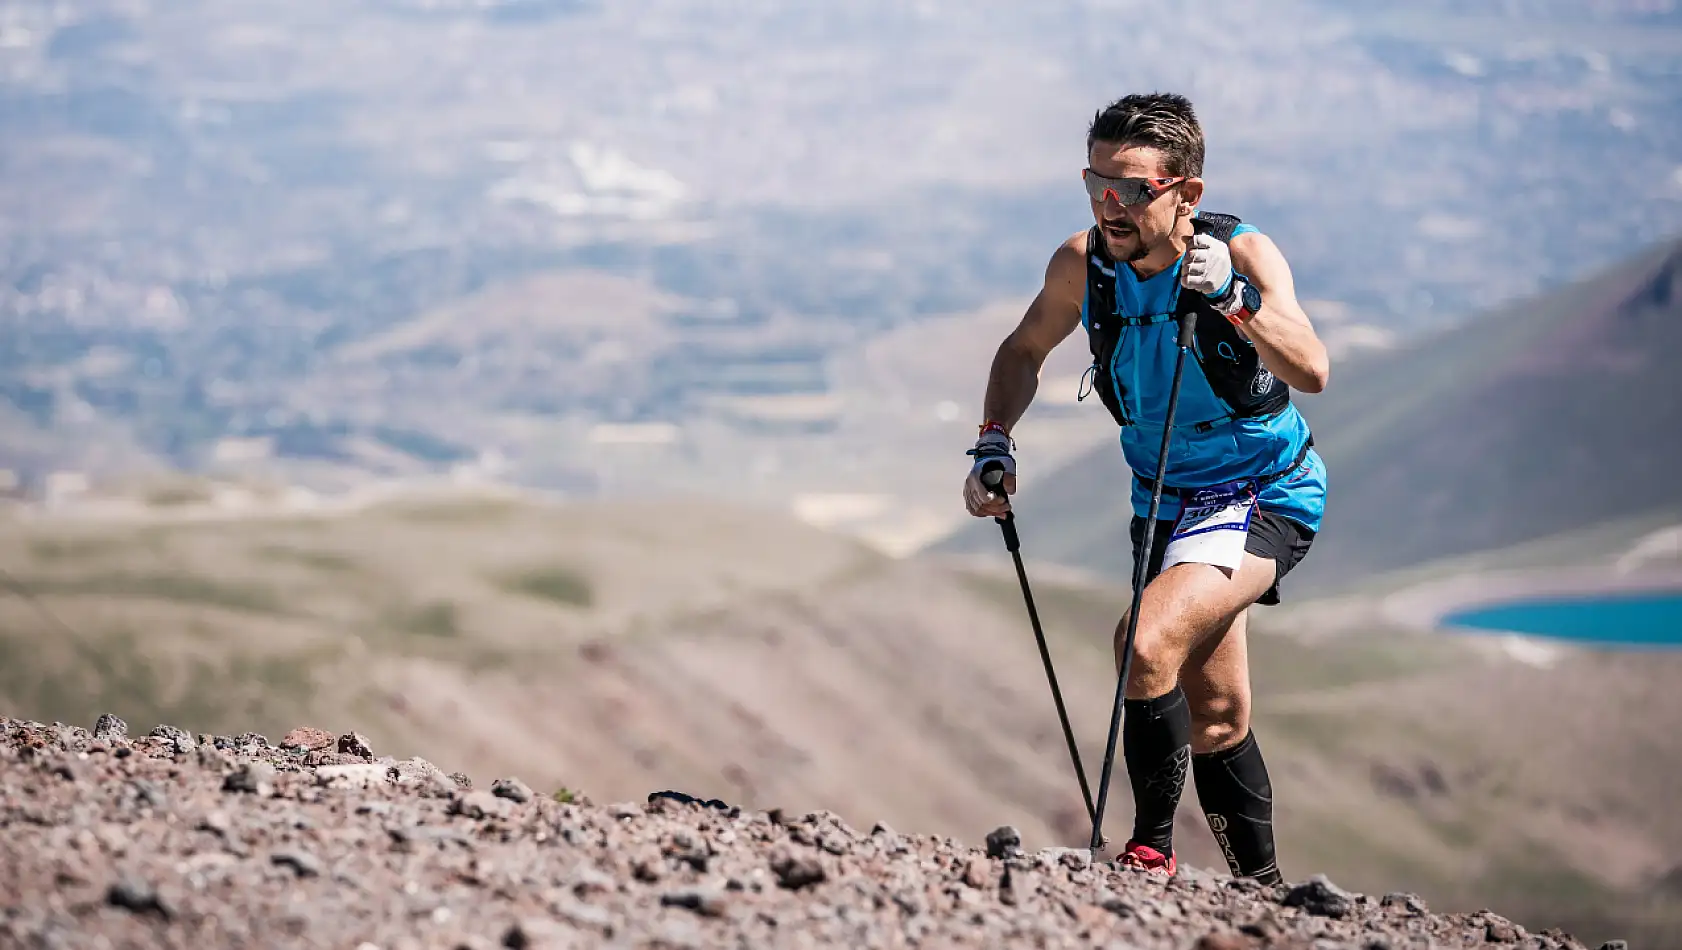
[1104, 229, 1151, 263]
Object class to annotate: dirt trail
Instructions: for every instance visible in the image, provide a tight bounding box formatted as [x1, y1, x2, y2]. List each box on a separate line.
[0, 715, 1617, 950]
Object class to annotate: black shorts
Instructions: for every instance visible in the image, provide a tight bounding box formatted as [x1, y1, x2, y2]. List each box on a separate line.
[1129, 507, 1316, 606]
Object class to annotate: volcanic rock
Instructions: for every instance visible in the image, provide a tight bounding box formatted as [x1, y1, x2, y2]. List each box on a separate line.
[0, 715, 1593, 949]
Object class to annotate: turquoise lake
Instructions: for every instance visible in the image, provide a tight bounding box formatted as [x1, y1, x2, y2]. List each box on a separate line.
[1442, 590, 1682, 647]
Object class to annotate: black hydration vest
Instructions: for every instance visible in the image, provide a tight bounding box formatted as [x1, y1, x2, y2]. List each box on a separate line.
[1081, 212, 1293, 432]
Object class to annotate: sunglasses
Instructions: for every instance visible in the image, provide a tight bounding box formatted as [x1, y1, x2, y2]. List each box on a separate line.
[1081, 169, 1187, 206]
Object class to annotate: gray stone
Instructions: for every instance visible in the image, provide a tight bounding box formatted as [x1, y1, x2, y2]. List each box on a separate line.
[660, 887, 728, 917]
[1282, 874, 1353, 919]
[223, 762, 276, 795]
[770, 850, 826, 890]
[197, 745, 232, 772]
[491, 777, 532, 803]
[1483, 914, 1522, 943]
[387, 757, 449, 792]
[1036, 847, 1092, 870]
[315, 764, 388, 789]
[54, 724, 90, 751]
[450, 790, 513, 820]
[1381, 891, 1428, 915]
[985, 825, 1022, 859]
[336, 732, 374, 758]
[92, 714, 128, 742]
[106, 875, 172, 919]
[148, 724, 195, 755]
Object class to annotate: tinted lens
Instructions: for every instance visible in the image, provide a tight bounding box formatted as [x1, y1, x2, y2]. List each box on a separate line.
[1083, 172, 1150, 205]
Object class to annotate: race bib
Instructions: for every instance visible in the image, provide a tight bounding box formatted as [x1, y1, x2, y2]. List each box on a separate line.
[1161, 479, 1257, 573]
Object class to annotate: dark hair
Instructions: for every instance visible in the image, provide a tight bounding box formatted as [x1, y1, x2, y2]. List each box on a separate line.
[1086, 93, 1205, 178]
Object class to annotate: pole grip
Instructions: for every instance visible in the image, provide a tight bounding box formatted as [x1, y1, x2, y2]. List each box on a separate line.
[979, 463, 1020, 551]
[1182, 215, 1213, 349]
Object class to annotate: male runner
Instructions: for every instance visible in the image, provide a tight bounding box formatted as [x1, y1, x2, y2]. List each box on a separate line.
[961, 93, 1331, 884]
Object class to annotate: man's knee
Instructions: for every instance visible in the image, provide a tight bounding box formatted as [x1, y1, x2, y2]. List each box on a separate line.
[1115, 612, 1190, 694]
[1190, 693, 1249, 754]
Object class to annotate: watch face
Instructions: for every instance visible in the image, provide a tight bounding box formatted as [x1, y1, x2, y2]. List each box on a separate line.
[1240, 281, 1262, 312]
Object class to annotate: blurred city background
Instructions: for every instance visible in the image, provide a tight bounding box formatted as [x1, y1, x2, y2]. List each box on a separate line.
[2, 0, 1680, 945]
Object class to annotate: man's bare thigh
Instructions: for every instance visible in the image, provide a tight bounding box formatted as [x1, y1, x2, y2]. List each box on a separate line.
[1117, 552, 1278, 696]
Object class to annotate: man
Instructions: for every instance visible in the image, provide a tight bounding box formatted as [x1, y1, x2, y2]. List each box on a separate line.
[961, 92, 1330, 884]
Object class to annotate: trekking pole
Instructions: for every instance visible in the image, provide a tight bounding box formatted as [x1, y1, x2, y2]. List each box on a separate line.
[1084, 299, 1197, 858]
[979, 464, 1097, 827]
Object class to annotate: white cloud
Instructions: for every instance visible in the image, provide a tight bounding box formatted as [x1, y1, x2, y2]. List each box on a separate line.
[1443, 51, 1483, 77]
[570, 142, 687, 203]
[486, 141, 691, 222]
[1417, 213, 1481, 242]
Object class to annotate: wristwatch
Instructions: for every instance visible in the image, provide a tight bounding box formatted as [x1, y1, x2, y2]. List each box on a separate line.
[1211, 274, 1261, 324]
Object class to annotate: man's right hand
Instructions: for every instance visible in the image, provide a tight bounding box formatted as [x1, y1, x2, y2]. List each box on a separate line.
[964, 425, 1016, 518]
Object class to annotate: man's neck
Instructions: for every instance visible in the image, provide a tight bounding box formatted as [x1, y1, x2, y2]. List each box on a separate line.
[1126, 217, 1194, 281]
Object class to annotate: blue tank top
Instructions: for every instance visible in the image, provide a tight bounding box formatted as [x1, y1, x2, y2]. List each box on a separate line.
[1081, 220, 1327, 530]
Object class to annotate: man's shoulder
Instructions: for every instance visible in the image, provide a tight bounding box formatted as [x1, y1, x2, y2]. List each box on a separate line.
[1046, 228, 1095, 278]
[1029, 229, 1094, 317]
[1196, 210, 1281, 263]
[1226, 224, 1289, 273]
[1056, 227, 1094, 257]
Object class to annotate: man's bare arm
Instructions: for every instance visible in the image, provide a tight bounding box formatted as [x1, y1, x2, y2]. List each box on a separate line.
[981, 233, 1089, 433]
[1228, 232, 1330, 394]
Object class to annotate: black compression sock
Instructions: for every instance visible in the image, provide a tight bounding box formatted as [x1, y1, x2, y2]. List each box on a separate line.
[1192, 728, 1281, 884]
[1122, 685, 1192, 854]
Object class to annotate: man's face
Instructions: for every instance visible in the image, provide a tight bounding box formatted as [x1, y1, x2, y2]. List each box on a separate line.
[1084, 142, 1198, 263]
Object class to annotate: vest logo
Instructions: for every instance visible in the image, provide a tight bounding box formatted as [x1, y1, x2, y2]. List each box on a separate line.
[1251, 368, 1275, 396]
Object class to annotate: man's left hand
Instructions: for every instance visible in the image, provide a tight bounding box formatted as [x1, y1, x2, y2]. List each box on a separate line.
[1182, 233, 1233, 300]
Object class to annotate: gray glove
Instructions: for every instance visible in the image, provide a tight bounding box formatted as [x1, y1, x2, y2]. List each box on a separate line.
[1181, 233, 1233, 300]
[964, 427, 1015, 516]
[968, 429, 1014, 481]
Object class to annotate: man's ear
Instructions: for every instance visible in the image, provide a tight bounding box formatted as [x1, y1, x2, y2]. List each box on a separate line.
[1178, 177, 1205, 214]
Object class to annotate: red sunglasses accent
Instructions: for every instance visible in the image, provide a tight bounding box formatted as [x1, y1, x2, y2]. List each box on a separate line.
[1082, 169, 1187, 205]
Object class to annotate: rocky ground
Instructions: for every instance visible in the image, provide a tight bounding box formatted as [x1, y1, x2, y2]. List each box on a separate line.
[0, 715, 1629, 950]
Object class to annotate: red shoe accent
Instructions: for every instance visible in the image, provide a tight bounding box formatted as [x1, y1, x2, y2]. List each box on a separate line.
[1118, 840, 1177, 876]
